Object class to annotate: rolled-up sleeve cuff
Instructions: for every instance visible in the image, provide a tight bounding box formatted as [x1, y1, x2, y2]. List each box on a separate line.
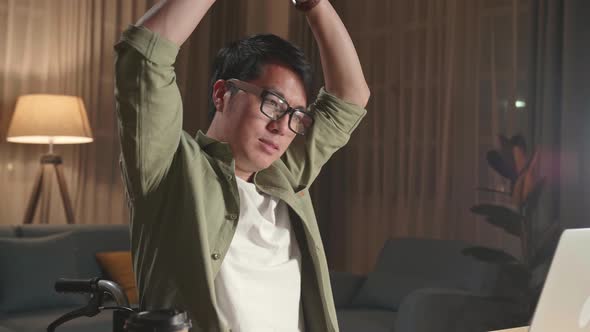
[116, 25, 179, 65]
[312, 87, 367, 134]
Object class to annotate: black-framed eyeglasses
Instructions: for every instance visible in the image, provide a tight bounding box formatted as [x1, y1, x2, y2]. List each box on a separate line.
[226, 78, 314, 135]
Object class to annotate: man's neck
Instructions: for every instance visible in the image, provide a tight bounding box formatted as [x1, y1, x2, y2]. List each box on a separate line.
[235, 168, 254, 182]
[207, 123, 258, 182]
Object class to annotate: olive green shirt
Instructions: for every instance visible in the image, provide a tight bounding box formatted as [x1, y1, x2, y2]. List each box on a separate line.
[114, 25, 366, 332]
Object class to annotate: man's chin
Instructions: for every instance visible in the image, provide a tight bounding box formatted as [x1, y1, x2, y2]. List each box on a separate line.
[237, 152, 281, 175]
[251, 156, 279, 172]
[254, 161, 275, 171]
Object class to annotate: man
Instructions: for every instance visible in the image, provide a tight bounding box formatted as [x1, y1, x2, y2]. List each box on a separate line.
[114, 0, 369, 331]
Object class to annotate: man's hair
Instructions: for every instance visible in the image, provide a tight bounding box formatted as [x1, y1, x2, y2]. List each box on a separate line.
[208, 34, 312, 121]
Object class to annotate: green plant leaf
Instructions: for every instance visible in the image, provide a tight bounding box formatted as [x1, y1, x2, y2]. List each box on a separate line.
[519, 146, 537, 174]
[487, 150, 518, 183]
[499, 135, 518, 178]
[509, 134, 527, 155]
[462, 246, 520, 264]
[498, 134, 511, 152]
[523, 177, 546, 212]
[470, 204, 524, 236]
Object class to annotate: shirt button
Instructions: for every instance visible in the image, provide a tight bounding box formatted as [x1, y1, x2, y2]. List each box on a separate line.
[211, 253, 221, 260]
[227, 214, 238, 221]
[227, 175, 233, 181]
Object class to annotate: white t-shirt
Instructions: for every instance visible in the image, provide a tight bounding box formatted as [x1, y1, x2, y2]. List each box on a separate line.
[214, 177, 304, 332]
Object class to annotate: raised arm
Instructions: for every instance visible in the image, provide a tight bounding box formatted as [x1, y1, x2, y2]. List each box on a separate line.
[304, 0, 370, 107]
[137, 0, 216, 46]
[115, 0, 216, 196]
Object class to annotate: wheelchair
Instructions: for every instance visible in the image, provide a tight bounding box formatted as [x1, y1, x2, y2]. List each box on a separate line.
[47, 278, 190, 332]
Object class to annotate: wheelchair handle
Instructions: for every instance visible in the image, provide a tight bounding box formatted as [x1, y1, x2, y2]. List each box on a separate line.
[55, 278, 97, 293]
[54, 277, 130, 307]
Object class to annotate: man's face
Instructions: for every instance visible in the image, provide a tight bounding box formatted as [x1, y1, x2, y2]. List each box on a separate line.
[218, 63, 307, 179]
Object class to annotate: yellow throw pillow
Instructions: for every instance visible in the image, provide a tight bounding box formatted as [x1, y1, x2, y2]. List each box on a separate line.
[95, 251, 139, 304]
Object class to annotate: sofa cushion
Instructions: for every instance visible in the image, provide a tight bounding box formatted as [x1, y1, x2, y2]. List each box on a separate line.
[0, 232, 86, 312]
[350, 272, 449, 311]
[336, 308, 397, 332]
[0, 306, 112, 332]
[373, 238, 499, 294]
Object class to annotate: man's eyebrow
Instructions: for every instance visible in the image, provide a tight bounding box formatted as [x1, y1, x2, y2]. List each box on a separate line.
[265, 87, 287, 100]
[265, 87, 307, 109]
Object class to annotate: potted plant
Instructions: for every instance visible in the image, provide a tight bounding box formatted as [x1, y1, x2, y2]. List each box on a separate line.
[463, 134, 561, 319]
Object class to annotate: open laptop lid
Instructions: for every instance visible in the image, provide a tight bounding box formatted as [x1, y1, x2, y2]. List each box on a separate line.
[530, 228, 590, 332]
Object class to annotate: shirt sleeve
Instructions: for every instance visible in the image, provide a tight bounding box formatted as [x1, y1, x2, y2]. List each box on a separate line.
[281, 87, 367, 187]
[114, 25, 182, 196]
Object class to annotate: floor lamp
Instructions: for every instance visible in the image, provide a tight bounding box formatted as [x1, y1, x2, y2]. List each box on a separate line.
[6, 94, 93, 224]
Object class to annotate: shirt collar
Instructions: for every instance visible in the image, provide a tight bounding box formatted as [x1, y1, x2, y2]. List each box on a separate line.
[195, 130, 234, 164]
[195, 131, 286, 192]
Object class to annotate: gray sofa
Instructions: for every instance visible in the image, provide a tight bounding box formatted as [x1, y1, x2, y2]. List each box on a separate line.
[330, 238, 525, 332]
[0, 225, 524, 332]
[0, 224, 131, 332]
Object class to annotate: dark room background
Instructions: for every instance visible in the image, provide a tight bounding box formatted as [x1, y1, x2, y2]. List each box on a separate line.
[1, 0, 589, 274]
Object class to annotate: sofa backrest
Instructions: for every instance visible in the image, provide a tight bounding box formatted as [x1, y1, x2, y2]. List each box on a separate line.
[3, 224, 131, 278]
[0, 224, 131, 313]
[18, 224, 127, 237]
[0, 226, 16, 238]
[374, 238, 501, 294]
[0, 225, 131, 274]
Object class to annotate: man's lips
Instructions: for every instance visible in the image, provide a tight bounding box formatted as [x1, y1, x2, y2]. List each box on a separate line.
[259, 138, 279, 151]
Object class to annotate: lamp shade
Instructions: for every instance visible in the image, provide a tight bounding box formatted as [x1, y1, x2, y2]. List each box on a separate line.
[6, 94, 93, 144]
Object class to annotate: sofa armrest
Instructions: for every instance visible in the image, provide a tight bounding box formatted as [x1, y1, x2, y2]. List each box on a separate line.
[394, 288, 525, 332]
[329, 271, 366, 308]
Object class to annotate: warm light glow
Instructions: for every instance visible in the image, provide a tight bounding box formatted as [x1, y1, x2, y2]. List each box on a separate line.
[515, 100, 526, 108]
[6, 94, 93, 144]
[7, 136, 93, 144]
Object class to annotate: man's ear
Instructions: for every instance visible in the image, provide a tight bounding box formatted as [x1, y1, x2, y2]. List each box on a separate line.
[212, 79, 227, 112]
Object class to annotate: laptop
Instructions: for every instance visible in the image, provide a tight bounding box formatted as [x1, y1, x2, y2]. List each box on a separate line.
[528, 227, 590, 332]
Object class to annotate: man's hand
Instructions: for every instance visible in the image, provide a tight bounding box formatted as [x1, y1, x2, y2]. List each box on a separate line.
[137, 0, 217, 46]
[302, 0, 370, 108]
[291, 0, 322, 12]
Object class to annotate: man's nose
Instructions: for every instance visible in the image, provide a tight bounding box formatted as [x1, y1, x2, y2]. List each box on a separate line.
[266, 114, 290, 134]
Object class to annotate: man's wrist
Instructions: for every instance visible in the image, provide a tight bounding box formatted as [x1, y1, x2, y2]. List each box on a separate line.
[292, 0, 322, 12]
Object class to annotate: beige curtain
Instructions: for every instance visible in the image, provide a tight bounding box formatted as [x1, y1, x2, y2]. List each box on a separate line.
[1, 0, 533, 274]
[0, 0, 287, 226]
[291, 0, 532, 273]
[0, 0, 149, 226]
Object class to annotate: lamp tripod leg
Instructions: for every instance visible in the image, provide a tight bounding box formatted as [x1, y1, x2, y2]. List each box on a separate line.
[54, 163, 75, 224]
[23, 164, 45, 224]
